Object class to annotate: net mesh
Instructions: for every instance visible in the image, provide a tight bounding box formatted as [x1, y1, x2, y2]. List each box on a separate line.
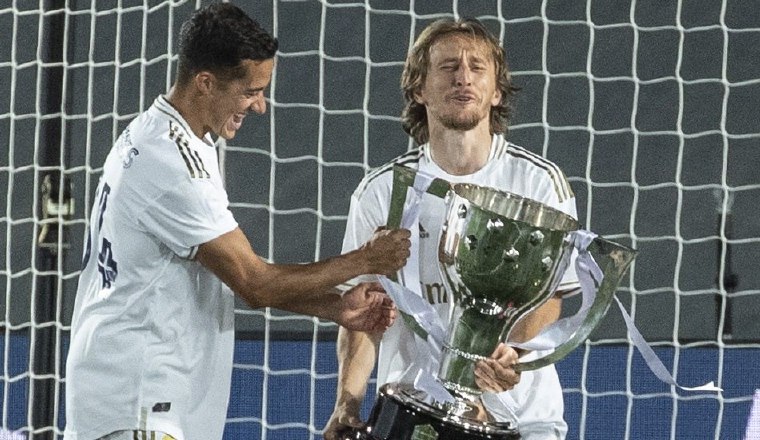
[0, 0, 758, 439]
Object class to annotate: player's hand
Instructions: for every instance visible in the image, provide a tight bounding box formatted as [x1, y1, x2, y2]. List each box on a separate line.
[473, 342, 521, 393]
[358, 227, 411, 275]
[323, 406, 364, 440]
[336, 282, 397, 332]
[463, 398, 491, 422]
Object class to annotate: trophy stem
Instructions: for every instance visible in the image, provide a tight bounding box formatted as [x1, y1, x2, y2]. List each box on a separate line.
[439, 307, 513, 397]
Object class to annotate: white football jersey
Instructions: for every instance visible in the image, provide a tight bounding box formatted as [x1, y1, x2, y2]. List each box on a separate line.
[343, 134, 576, 437]
[64, 96, 238, 440]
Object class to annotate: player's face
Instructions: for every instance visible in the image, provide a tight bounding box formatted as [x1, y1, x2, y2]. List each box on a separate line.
[414, 34, 501, 133]
[211, 58, 274, 140]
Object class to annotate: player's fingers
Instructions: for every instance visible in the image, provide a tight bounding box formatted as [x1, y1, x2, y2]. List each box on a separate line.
[474, 369, 500, 393]
[389, 227, 411, 239]
[387, 304, 397, 322]
[367, 290, 385, 306]
[475, 370, 509, 393]
[374, 306, 395, 330]
[475, 358, 520, 392]
[380, 294, 395, 308]
[490, 342, 518, 364]
[364, 281, 385, 294]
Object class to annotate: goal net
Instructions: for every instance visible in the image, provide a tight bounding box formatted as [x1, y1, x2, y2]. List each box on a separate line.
[1, 1, 758, 439]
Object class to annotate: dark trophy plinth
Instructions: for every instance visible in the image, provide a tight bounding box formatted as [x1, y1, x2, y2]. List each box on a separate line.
[350, 383, 519, 440]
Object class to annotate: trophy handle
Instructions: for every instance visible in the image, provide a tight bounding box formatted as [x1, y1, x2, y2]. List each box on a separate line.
[513, 237, 637, 371]
[384, 165, 451, 342]
[386, 165, 450, 231]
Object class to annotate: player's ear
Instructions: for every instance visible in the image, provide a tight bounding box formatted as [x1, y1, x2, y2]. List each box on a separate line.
[194, 71, 215, 96]
[491, 87, 502, 106]
[413, 87, 426, 105]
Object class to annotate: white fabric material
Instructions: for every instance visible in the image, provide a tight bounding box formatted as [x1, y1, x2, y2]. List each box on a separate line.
[612, 295, 722, 392]
[378, 275, 446, 354]
[482, 350, 567, 439]
[65, 96, 238, 440]
[342, 134, 578, 438]
[396, 172, 435, 295]
[745, 390, 760, 440]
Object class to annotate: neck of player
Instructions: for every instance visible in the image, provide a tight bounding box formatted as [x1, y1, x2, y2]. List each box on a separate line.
[428, 121, 492, 176]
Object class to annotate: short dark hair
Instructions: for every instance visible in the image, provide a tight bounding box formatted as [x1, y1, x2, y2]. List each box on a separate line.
[176, 3, 278, 85]
[401, 18, 519, 145]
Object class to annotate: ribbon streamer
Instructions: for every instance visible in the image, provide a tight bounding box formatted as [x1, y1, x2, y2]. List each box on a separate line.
[378, 275, 446, 354]
[396, 171, 435, 295]
[613, 295, 722, 392]
[414, 369, 456, 405]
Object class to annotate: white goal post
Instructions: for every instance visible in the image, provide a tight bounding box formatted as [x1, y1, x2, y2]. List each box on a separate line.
[1, 1, 759, 439]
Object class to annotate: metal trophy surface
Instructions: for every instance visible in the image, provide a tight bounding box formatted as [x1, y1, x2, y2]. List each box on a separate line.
[351, 165, 636, 440]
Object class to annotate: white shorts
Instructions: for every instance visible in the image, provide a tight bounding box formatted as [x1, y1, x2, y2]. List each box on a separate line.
[98, 431, 176, 440]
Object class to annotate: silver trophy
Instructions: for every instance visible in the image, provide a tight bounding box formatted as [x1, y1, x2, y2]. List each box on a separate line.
[353, 165, 637, 440]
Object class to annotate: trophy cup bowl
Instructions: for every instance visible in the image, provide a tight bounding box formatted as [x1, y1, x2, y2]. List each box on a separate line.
[353, 168, 637, 440]
[435, 183, 579, 398]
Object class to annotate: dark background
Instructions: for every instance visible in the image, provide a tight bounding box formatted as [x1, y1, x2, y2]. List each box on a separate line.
[1, 1, 759, 439]
[2, 0, 757, 340]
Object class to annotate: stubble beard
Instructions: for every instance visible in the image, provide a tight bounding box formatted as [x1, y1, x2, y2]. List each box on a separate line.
[439, 110, 484, 132]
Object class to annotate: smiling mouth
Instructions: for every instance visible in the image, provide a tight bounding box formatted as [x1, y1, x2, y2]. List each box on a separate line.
[234, 113, 245, 123]
[228, 114, 245, 132]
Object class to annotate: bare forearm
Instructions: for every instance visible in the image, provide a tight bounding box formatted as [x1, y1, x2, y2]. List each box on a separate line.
[197, 227, 409, 311]
[334, 327, 380, 412]
[238, 253, 369, 309]
[197, 228, 366, 309]
[278, 287, 344, 323]
[509, 296, 561, 346]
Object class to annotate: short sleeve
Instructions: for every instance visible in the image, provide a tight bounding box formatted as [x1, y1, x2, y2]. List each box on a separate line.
[341, 182, 388, 254]
[139, 178, 238, 259]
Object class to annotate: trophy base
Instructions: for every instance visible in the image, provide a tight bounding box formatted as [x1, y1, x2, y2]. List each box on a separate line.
[351, 383, 520, 440]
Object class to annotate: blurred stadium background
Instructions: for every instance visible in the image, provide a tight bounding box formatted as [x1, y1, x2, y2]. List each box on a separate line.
[1, 0, 759, 439]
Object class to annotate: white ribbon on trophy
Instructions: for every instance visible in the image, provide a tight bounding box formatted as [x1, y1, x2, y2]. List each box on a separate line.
[379, 169, 455, 404]
[380, 168, 721, 411]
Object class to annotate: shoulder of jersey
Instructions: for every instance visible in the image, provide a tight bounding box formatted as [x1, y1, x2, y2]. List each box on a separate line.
[126, 103, 212, 180]
[353, 148, 424, 198]
[492, 138, 575, 202]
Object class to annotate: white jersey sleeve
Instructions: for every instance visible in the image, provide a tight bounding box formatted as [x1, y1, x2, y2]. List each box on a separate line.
[139, 176, 237, 259]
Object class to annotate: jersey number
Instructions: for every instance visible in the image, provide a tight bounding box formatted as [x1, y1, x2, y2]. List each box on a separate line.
[81, 182, 118, 288]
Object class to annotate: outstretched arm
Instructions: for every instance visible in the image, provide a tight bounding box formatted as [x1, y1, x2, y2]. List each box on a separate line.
[196, 226, 410, 325]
